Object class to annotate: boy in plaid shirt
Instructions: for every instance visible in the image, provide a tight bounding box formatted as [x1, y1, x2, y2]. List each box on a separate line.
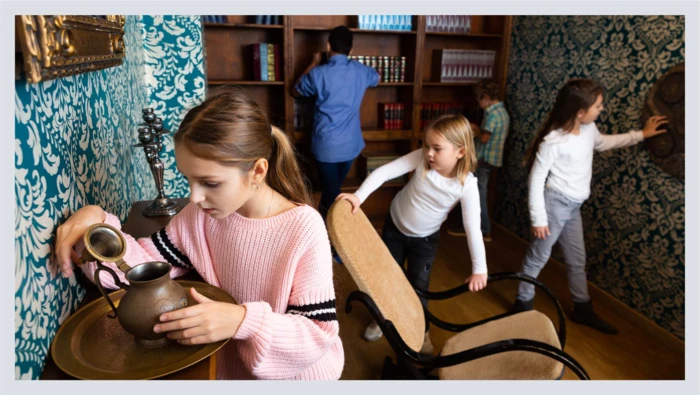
[448, 80, 510, 241]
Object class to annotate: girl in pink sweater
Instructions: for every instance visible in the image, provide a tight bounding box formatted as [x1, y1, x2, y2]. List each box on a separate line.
[54, 87, 344, 380]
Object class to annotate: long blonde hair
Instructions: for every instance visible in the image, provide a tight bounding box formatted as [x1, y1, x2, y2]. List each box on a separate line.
[423, 114, 477, 184]
[174, 86, 312, 206]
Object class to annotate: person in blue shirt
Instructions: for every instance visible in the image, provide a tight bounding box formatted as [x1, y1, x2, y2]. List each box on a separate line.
[294, 26, 380, 221]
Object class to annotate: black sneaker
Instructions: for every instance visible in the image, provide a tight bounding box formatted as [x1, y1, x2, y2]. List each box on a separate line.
[570, 300, 618, 335]
[510, 298, 534, 314]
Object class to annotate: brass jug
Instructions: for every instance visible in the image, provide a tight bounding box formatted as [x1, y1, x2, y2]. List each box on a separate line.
[80, 223, 189, 347]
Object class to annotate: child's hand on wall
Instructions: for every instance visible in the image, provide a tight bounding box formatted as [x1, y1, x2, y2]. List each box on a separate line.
[464, 273, 488, 292]
[532, 225, 550, 240]
[335, 193, 361, 214]
[154, 287, 246, 345]
[55, 205, 107, 278]
[642, 115, 669, 139]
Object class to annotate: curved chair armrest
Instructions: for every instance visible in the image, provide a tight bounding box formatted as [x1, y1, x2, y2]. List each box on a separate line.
[420, 338, 590, 380]
[345, 290, 388, 323]
[415, 272, 567, 347]
[346, 290, 430, 374]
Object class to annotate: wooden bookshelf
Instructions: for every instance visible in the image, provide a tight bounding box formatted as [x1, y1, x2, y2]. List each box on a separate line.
[202, 15, 513, 220]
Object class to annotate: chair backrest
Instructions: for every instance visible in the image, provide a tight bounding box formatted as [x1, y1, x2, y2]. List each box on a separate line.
[327, 200, 425, 352]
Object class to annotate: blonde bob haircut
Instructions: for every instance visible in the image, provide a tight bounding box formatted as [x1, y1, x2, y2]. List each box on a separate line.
[422, 114, 478, 184]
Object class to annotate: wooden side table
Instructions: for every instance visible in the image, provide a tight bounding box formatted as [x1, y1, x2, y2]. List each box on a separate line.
[41, 198, 218, 380]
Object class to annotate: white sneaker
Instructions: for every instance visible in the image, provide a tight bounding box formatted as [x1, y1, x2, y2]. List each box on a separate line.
[420, 331, 434, 355]
[363, 321, 383, 341]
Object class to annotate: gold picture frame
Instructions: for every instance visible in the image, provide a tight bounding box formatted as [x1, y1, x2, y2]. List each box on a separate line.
[15, 15, 126, 84]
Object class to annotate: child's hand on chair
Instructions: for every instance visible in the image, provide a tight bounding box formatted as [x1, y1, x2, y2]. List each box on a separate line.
[465, 273, 488, 292]
[335, 193, 361, 214]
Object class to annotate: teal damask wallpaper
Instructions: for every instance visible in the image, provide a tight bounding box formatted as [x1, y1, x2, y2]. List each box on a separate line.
[14, 15, 204, 379]
[495, 16, 685, 338]
[142, 15, 204, 198]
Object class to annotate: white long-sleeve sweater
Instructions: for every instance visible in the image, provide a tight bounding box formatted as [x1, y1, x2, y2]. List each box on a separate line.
[528, 122, 644, 226]
[354, 149, 487, 274]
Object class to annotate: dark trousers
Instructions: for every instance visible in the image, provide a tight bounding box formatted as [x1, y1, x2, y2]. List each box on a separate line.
[451, 160, 494, 234]
[317, 159, 354, 220]
[381, 213, 440, 332]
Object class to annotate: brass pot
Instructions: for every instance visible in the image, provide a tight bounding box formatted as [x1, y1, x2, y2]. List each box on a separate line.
[80, 223, 189, 347]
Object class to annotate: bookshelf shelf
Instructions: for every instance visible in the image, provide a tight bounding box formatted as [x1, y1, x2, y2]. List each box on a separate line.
[208, 80, 284, 86]
[204, 23, 284, 29]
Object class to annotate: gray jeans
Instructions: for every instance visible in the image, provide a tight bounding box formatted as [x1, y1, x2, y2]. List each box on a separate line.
[517, 188, 590, 303]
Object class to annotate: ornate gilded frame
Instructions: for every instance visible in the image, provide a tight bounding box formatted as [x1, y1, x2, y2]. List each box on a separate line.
[15, 15, 126, 84]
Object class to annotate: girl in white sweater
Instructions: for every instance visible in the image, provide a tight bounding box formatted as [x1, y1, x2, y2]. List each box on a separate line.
[336, 114, 487, 354]
[513, 78, 668, 334]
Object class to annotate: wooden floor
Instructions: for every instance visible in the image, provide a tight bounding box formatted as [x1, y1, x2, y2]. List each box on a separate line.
[334, 223, 685, 380]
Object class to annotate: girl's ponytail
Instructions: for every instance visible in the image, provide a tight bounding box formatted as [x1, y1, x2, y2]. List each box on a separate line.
[268, 126, 313, 206]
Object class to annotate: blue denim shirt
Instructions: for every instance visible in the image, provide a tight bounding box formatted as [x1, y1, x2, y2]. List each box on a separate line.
[295, 54, 380, 163]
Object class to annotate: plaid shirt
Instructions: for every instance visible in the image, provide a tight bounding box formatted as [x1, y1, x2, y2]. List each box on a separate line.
[475, 102, 510, 167]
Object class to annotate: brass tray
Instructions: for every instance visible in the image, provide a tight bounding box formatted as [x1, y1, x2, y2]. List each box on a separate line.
[51, 280, 236, 380]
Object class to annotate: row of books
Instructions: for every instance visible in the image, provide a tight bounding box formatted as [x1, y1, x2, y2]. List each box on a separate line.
[251, 43, 282, 82]
[349, 55, 407, 83]
[358, 15, 413, 31]
[202, 16, 229, 23]
[247, 16, 282, 25]
[432, 49, 496, 82]
[378, 103, 406, 130]
[426, 15, 472, 33]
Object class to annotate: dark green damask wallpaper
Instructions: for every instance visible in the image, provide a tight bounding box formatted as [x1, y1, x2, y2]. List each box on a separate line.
[495, 16, 685, 338]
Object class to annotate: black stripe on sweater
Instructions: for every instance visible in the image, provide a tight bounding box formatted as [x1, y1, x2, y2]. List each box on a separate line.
[286, 299, 336, 313]
[286, 299, 337, 322]
[150, 228, 193, 269]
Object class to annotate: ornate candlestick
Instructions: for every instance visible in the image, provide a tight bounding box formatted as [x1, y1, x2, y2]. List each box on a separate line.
[134, 108, 181, 217]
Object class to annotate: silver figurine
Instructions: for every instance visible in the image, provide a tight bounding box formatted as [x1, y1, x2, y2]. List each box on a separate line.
[134, 108, 181, 217]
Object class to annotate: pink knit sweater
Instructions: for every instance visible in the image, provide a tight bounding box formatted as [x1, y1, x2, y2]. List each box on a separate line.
[77, 203, 344, 380]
